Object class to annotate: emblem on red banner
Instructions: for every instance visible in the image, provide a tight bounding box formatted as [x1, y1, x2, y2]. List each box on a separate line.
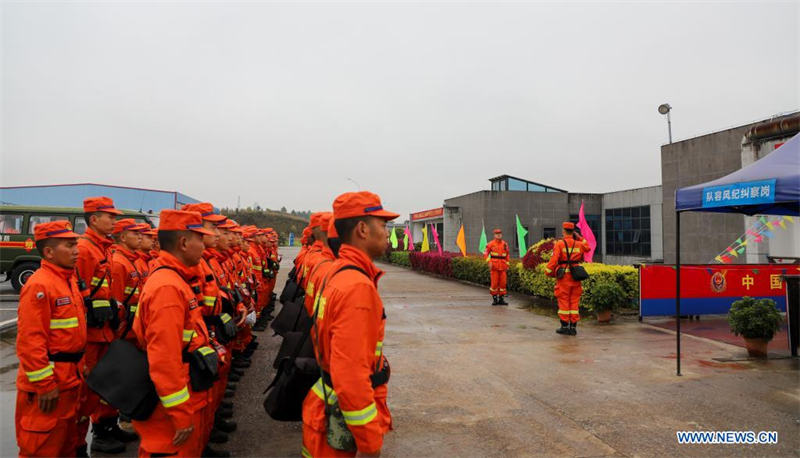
[710, 271, 727, 293]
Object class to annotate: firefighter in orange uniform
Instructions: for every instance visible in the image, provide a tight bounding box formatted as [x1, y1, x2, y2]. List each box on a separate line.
[136, 225, 158, 280]
[132, 209, 219, 457]
[76, 196, 135, 455]
[302, 215, 337, 316]
[484, 229, 510, 306]
[545, 222, 590, 335]
[300, 212, 333, 293]
[301, 191, 398, 458]
[110, 219, 144, 341]
[15, 221, 86, 457]
[294, 227, 314, 284]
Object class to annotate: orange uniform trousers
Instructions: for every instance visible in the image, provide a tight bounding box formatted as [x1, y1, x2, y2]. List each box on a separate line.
[133, 401, 206, 457]
[489, 269, 507, 296]
[16, 386, 80, 457]
[555, 278, 582, 323]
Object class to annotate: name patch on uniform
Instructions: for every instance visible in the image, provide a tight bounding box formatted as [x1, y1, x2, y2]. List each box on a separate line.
[55, 296, 72, 306]
[129, 272, 139, 280]
[36, 292, 45, 300]
[188, 298, 198, 310]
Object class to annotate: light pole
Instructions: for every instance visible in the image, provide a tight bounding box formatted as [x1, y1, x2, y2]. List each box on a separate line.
[658, 103, 672, 144]
[346, 177, 361, 190]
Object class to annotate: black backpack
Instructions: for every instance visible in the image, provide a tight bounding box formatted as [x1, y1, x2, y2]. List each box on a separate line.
[263, 265, 367, 422]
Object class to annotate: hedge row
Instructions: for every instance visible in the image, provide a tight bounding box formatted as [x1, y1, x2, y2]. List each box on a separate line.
[383, 251, 638, 312]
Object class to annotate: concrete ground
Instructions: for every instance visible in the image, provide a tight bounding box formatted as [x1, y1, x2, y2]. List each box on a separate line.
[1, 247, 799, 457]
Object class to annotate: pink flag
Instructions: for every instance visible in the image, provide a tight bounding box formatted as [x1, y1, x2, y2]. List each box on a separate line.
[431, 224, 443, 255]
[404, 226, 415, 251]
[577, 201, 597, 263]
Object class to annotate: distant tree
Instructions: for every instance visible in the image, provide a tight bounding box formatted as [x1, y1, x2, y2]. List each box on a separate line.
[281, 206, 287, 213]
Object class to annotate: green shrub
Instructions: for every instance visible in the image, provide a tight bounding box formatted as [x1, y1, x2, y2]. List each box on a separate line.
[581, 277, 625, 312]
[452, 256, 490, 285]
[728, 297, 783, 341]
[389, 251, 411, 267]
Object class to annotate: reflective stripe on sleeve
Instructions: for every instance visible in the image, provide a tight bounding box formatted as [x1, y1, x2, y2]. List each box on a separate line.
[341, 402, 378, 426]
[25, 363, 55, 382]
[92, 300, 111, 308]
[375, 341, 383, 356]
[50, 317, 79, 329]
[310, 378, 338, 405]
[197, 346, 216, 356]
[182, 330, 195, 342]
[301, 446, 313, 458]
[159, 386, 190, 408]
[220, 313, 232, 324]
[203, 296, 216, 307]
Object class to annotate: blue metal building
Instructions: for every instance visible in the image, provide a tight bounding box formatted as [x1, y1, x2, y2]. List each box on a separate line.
[0, 183, 201, 213]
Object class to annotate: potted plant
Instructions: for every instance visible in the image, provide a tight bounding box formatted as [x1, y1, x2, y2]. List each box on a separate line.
[728, 297, 783, 358]
[586, 279, 623, 323]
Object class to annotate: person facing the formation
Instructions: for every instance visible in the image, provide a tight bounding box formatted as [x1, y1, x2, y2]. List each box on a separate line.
[484, 229, 510, 305]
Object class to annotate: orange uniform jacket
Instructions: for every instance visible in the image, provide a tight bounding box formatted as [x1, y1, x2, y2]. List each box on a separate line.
[302, 245, 391, 455]
[302, 245, 336, 316]
[484, 239, 510, 271]
[299, 241, 324, 288]
[111, 246, 142, 337]
[545, 236, 590, 279]
[76, 228, 115, 342]
[132, 251, 214, 454]
[16, 260, 88, 394]
[135, 251, 152, 282]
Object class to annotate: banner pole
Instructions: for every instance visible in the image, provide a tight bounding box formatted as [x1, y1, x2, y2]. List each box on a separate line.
[676, 210, 682, 377]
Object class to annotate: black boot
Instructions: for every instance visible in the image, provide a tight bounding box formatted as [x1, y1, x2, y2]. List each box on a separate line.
[209, 428, 229, 444]
[498, 295, 508, 305]
[217, 406, 234, 418]
[75, 445, 89, 457]
[214, 416, 238, 433]
[107, 416, 138, 443]
[224, 388, 236, 398]
[556, 320, 570, 335]
[569, 322, 577, 336]
[90, 421, 126, 454]
[221, 400, 234, 409]
[491, 295, 499, 305]
[203, 445, 232, 458]
[227, 372, 241, 382]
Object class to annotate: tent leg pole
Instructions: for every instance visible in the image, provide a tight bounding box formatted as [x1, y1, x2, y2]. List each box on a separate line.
[676, 211, 681, 377]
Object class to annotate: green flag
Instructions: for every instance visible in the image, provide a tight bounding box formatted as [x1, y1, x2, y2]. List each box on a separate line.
[515, 214, 528, 257]
[478, 220, 488, 253]
[389, 227, 398, 249]
[403, 233, 408, 250]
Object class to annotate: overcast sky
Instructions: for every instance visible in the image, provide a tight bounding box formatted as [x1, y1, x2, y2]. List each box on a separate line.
[2, 0, 797, 218]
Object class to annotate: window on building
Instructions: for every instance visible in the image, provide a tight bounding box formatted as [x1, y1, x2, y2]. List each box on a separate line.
[499, 180, 507, 191]
[605, 206, 651, 257]
[508, 178, 527, 191]
[0, 214, 23, 234]
[28, 215, 69, 234]
[542, 227, 556, 239]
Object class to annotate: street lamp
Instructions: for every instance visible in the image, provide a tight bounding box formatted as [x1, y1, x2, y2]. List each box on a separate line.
[346, 177, 361, 190]
[658, 103, 672, 144]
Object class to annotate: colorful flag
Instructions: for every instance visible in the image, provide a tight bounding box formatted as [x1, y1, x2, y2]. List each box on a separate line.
[431, 224, 442, 255]
[404, 226, 414, 251]
[576, 201, 597, 263]
[764, 230, 774, 238]
[421, 226, 430, 253]
[456, 224, 467, 256]
[288, 232, 295, 247]
[403, 233, 409, 250]
[515, 214, 528, 258]
[479, 221, 488, 253]
[389, 227, 398, 249]
[784, 216, 795, 224]
[779, 220, 787, 229]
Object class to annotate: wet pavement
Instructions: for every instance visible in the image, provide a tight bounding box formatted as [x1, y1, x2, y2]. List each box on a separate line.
[1, 248, 798, 456]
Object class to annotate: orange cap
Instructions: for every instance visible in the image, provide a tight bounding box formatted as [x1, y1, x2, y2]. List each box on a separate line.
[83, 196, 123, 215]
[181, 202, 227, 223]
[310, 212, 332, 229]
[217, 219, 236, 230]
[333, 191, 399, 221]
[34, 220, 79, 242]
[113, 218, 140, 234]
[493, 229, 502, 234]
[158, 210, 216, 236]
[327, 217, 338, 238]
[562, 222, 575, 230]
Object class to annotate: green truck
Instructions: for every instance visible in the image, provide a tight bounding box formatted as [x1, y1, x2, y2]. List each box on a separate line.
[0, 205, 156, 292]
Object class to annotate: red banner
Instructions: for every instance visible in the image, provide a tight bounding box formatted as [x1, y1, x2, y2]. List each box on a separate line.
[411, 208, 443, 221]
[640, 264, 794, 316]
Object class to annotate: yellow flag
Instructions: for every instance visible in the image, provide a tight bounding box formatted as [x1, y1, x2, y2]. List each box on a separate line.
[456, 224, 467, 256]
[421, 226, 430, 253]
[779, 220, 787, 229]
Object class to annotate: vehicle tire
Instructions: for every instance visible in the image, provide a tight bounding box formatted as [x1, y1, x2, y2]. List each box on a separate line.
[10, 262, 40, 292]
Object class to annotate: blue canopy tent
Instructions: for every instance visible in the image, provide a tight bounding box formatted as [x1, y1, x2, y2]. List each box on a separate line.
[673, 133, 800, 375]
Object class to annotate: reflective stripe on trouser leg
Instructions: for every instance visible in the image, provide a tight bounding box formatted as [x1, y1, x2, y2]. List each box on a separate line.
[569, 285, 581, 323]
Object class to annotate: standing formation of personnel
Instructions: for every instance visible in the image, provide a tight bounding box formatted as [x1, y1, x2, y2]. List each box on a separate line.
[15, 196, 281, 457]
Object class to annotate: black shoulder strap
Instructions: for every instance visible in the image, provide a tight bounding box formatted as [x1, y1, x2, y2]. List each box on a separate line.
[80, 236, 110, 299]
[136, 265, 195, 350]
